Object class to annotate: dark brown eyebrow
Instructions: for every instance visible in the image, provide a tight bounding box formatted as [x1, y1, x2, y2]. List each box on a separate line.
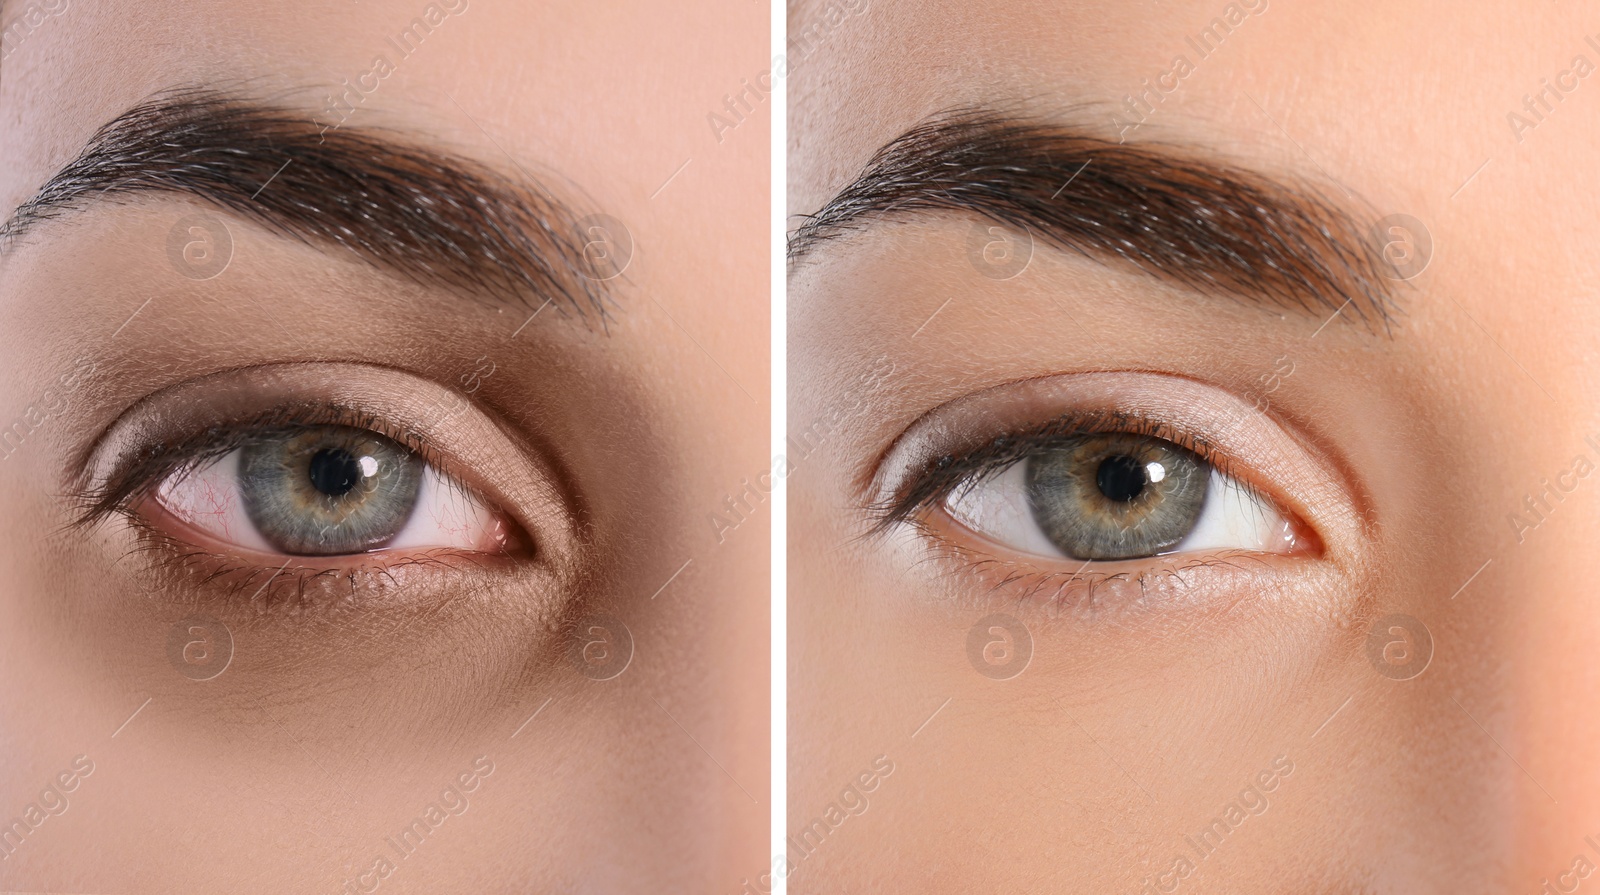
[0, 87, 611, 322]
[790, 108, 1399, 328]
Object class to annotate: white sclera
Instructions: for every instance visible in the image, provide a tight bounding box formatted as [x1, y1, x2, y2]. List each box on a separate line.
[156, 448, 500, 555]
[944, 457, 1296, 562]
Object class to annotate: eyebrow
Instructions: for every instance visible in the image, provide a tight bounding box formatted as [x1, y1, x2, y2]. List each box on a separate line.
[790, 108, 1398, 328]
[0, 87, 610, 321]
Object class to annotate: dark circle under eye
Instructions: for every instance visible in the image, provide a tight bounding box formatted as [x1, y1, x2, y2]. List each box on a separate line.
[1024, 433, 1209, 560]
[239, 425, 423, 555]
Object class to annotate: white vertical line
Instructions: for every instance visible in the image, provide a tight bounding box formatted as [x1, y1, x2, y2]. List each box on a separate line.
[770, 0, 788, 888]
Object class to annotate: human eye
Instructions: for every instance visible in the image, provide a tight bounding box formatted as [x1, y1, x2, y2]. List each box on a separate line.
[146, 420, 511, 557]
[872, 371, 1352, 612]
[71, 362, 574, 609]
[937, 424, 1301, 562]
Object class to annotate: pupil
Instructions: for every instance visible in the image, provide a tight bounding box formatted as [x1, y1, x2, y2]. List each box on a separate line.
[1095, 454, 1147, 502]
[307, 448, 362, 497]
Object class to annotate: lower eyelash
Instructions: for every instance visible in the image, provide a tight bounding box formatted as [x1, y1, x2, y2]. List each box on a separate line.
[904, 512, 1287, 620]
[117, 516, 504, 616]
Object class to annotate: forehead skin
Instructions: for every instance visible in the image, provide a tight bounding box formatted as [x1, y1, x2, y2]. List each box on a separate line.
[0, 0, 767, 890]
[790, 0, 1600, 890]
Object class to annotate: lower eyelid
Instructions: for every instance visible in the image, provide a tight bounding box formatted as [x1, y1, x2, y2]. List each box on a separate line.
[118, 507, 528, 615]
[904, 516, 1311, 619]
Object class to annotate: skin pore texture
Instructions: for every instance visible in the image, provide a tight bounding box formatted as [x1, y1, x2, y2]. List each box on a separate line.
[0, 1, 767, 892]
[789, 1, 1600, 893]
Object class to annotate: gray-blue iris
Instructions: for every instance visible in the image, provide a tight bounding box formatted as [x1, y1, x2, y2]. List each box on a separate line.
[1024, 433, 1208, 560]
[238, 425, 423, 555]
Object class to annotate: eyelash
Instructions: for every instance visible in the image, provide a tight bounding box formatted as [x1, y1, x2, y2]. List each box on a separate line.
[874, 408, 1259, 532]
[122, 525, 490, 610]
[70, 403, 455, 532]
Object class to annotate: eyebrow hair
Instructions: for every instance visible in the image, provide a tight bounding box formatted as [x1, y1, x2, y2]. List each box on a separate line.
[789, 108, 1398, 327]
[0, 87, 609, 321]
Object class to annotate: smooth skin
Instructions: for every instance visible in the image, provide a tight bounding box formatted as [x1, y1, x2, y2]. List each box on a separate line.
[0, 0, 768, 891]
[790, 1, 1599, 892]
